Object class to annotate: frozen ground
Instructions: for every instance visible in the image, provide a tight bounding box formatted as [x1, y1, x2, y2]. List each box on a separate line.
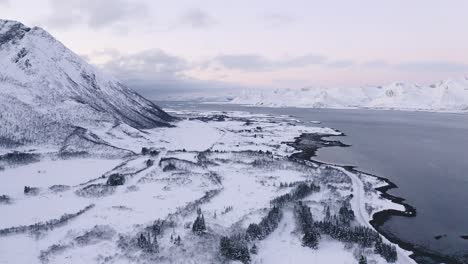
[0, 110, 415, 264]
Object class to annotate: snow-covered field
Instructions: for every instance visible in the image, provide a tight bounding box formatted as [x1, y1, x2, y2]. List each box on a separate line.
[0, 110, 415, 264]
[228, 79, 468, 112]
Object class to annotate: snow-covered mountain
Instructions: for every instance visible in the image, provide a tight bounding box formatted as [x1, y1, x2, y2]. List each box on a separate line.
[0, 19, 173, 147]
[230, 79, 468, 112]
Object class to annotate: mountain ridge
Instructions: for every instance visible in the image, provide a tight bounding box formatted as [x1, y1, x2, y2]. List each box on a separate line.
[0, 19, 173, 149]
[230, 78, 468, 112]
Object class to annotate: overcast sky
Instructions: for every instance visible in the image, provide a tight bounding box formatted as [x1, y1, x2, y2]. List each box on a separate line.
[1, 0, 468, 91]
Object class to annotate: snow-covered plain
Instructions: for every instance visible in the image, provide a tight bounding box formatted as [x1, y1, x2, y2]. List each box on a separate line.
[0, 110, 415, 264]
[229, 79, 468, 112]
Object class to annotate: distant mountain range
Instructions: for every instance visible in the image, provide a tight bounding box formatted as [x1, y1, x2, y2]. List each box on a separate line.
[230, 79, 468, 112]
[0, 19, 173, 148]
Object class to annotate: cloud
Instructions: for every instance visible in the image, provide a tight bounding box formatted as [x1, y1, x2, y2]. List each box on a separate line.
[0, 0, 8, 5]
[178, 8, 217, 28]
[263, 13, 295, 28]
[90, 49, 246, 100]
[327, 60, 354, 68]
[210, 54, 325, 71]
[44, 0, 148, 29]
[272, 78, 310, 87]
[363, 60, 468, 72]
[100, 49, 189, 81]
[362, 60, 389, 68]
[395, 61, 468, 72]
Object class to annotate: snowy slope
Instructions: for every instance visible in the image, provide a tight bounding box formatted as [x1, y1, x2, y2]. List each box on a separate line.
[230, 79, 468, 112]
[0, 19, 173, 147]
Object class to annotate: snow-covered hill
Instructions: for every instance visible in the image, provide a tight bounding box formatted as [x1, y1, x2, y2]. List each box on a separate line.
[0, 19, 173, 148]
[230, 79, 468, 112]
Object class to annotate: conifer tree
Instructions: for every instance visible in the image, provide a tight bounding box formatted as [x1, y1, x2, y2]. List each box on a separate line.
[192, 213, 206, 234]
[250, 243, 258, 254]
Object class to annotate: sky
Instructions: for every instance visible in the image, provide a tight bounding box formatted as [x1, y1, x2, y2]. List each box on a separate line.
[1, 0, 468, 95]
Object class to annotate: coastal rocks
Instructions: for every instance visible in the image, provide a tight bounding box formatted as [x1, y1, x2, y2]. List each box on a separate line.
[287, 132, 347, 159]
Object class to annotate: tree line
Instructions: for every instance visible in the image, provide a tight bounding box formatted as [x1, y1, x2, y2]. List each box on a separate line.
[220, 182, 321, 263]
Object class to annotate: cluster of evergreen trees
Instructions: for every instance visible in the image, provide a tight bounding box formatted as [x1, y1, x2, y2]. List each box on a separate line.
[217, 181, 398, 263]
[0, 194, 11, 204]
[291, 201, 397, 262]
[106, 173, 125, 186]
[220, 206, 282, 263]
[220, 182, 321, 262]
[293, 183, 320, 198]
[278, 182, 292, 188]
[316, 205, 397, 262]
[141, 147, 159, 156]
[294, 202, 320, 249]
[246, 206, 282, 240]
[278, 181, 319, 189]
[220, 234, 251, 264]
[221, 206, 233, 215]
[0, 151, 39, 165]
[145, 159, 154, 167]
[219, 182, 322, 262]
[137, 219, 164, 253]
[24, 186, 40, 195]
[270, 182, 320, 207]
[192, 208, 206, 234]
[162, 163, 177, 172]
[338, 203, 355, 226]
[0, 204, 94, 236]
[374, 238, 398, 262]
[137, 232, 158, 253]
[170, 234, 181, 245]
[315, 221, 379, 247]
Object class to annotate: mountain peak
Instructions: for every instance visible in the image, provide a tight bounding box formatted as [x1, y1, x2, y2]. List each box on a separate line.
[0, 19, 173, 147]
[0, 19, 32, 47]
[0, 19, 27, 29]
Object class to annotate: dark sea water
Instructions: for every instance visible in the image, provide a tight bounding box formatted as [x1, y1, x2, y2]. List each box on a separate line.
[158, 101, 468, 263]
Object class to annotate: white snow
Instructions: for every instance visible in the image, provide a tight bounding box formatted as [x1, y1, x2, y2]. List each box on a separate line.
[253, 209, 356, 264]
[0, 158, 122, 196]
[229, 79, 468, 112]
[0, 110, 416, 264]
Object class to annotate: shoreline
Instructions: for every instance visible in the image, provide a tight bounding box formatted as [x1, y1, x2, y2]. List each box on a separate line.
[287, 132, 461, 264]
[202, 101, 468, 115]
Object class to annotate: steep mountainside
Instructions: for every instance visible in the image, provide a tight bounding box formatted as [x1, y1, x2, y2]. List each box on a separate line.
[0, 19, 173, 148]
[231, 79, 468, 112]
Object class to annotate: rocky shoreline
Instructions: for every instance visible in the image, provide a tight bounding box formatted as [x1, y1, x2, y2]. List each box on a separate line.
[287, 131, 466, 264]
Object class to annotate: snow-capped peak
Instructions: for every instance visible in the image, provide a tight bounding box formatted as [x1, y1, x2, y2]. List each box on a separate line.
[0, 19, 173, 147]
[230, 78, 468, 112]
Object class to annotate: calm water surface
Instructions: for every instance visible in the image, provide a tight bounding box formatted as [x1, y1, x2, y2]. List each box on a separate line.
[159, 101, 468, 262]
